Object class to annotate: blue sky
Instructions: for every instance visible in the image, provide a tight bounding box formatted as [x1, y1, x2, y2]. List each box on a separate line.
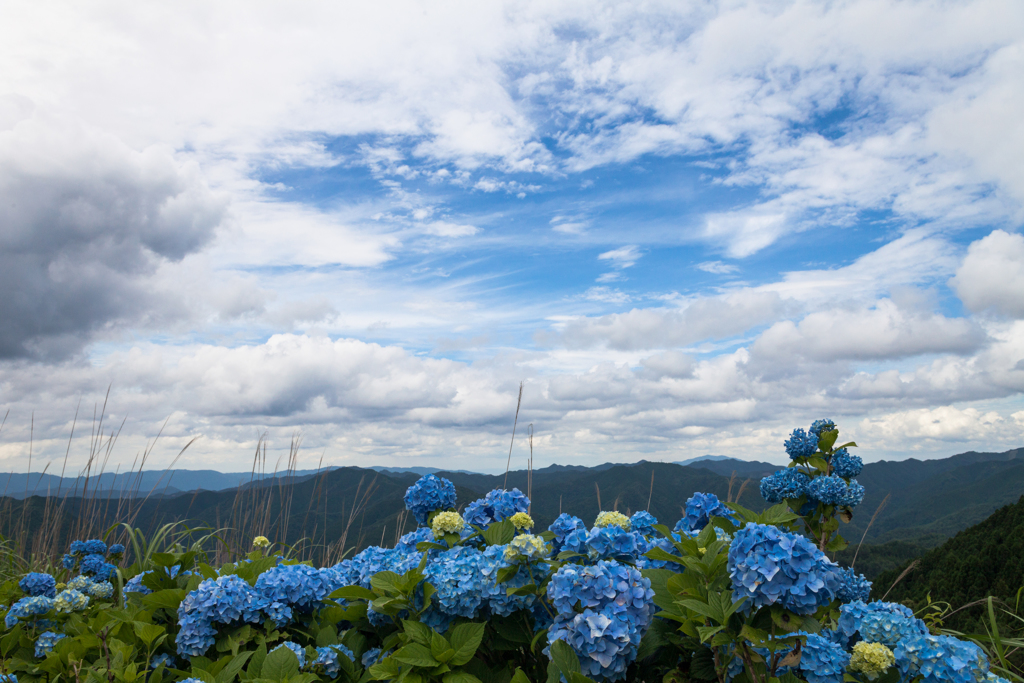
[0, 1, 1023, 473]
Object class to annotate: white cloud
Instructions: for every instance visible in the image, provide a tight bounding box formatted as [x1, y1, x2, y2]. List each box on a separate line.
[950, 230, 1024, 318]
[424, 221, 479, 238]
[597, 245, 642, 269]
[697, 261, 739, 274]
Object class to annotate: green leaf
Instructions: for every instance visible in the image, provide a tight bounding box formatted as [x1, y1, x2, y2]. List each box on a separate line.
[442, 673, 482, 683]
[510, 668, 532, 683]
[392, 643, 438, 668]
[369, 657, 402, 681]
[139, 588, 187, 612]
[216, 651, 254, 683]
[696, 625, 724, 643]
[644, 547, 683, 564]
[248, 643, 269, 678]
[133, 622, 166, 646]
[316, 623, 339, 648]
[262, 646, 301, 681]
[430, 631, 452, 661]
[371, 571, 403, 595]
[482, 520, 516, 546]
[679, 599, 721, 623]
[549, 640, 581, 679]
[496, 565, 520, 584]
[328, 586, 376, 601]
[415, 542, 449, 552]
[449, 622, 485, 666]
[403, 619, 434, 647]
[826, 535, 849, 551]
[568, 674, 595, 683]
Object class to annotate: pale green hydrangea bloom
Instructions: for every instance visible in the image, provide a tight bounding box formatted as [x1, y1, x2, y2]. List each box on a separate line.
[510, 512, 534, 530]
[431, 511, 465, 539]
[848, 641, 895, 679]
[594, 511, 631, 530]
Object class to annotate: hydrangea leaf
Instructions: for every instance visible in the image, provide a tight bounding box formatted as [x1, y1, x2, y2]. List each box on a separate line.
[401, 620, 433, 647]
[696, 625, 724, 643]
[370, 571, 403, 595]
[817, 429, 839, 452]
[132, 622, 165, 646]
[510, 668, 531, 683]
[260, 646, 299, 682]
[442, 672, 482, 683]
[549, 639, 582, 679]
[482, 520, 516, 546]
[328, 586, 375, 601]
[314, 624, 338, 649]
[215, 651, 253, 683]
[139, 589, 186, 612]
[448, 623, 485, 666]
[392, 643, 438, 668]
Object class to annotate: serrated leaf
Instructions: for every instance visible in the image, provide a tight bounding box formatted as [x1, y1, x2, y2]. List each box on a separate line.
[133, 622, 165, 646]
[316, 623, 339, 648]
[496, 565, 520, 584]
[216, 651, 254, 683]
[261, 647, 300, 682]
[481, 520, 515, 546]
[430, 631, 451, 660]
[403, 619, 434, 647]
[392, 643, 438, 668]
[549, 639, 581, 678]
[679, 599, 721, 623]
[371, 571, 404, 595]
[696, 625, 724, 643]
[449, 622, 485, 666]
[247, 643, 268, 677]
[139, 588, 186, 612]
[329, 586, 376, 601]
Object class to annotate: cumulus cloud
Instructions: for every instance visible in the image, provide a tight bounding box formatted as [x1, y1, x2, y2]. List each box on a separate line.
[0, 108, 224, 358]
[950, 230, 1024, 318]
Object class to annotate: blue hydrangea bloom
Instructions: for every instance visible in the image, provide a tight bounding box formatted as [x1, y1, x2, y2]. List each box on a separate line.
[677, 492, 737, 533]
[638, 535, 684, 572]
[254, 563, 330, 621]
[85, 581, 114, 600]
[0, 674, 17, 683]
[5, 596, 54, 628]
[176, 575, 269, 658]
[61, 554, 77, 570]
[546, 561, 655, 682]
[361, 648, 391, 668]
[785, 428, 819, 459]
[462, 488, 530, 528]
[585, 527, 643, 562]
[834, 567, 872, 603]
[808, 475, 865, 508]
[895, 634, 989, 683]
[271, 641, 306, 668]
[809, 419, 836, 438]
[759, 468, 811, 503]
[728, 523, 839, 615]
[479, 544, 547, 617]
[311, 645, 353, 678]
[831, 448, 863, 477]
[425, 546, 488, 621]
[838, 600, 928, 648]
[794, 631, 850, 683]
[108, 544, 125, 555]
[150, 653, 176, 669]
[550, 514, 586, 551]
[82, 539, 107, 555]
[69, 541, 87, 555]
[628, 511, 657, 537]
[79, 554, 116, 580]
[394, 527, 434, 553]
[19, 573, 56, 598]
[403, 474, 457, 525]
[339, 546, 422, 589]
[35, 631, 65, 658]
[560, 528, 590, 556]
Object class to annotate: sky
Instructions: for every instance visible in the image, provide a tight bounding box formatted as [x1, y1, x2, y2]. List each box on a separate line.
[0, 0, 1023, 474]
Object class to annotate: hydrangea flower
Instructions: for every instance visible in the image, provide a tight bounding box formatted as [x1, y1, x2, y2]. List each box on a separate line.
[0, 674, 17, 683]
[585, 526, 642, 562]
[550, 514, 586, 551]
[19, 573, 56, 598]
[423, 546, 487, 622]
[271, 642, 307, 668]
[838, 600, 928, 649]
[809, 419, 836, 438]
[504, 534, 551, 561]
[60, 554, 77, 570]
[479, 544, 546, 617]
[677, 492, 737, 533]
[628, 511, 657, 537]
[403, 474, 457, 525]
[594, 511, 631, 530]
[254, 563, 330, 623]
[785, 428, 819, 459]
[176, 575, 269, 657]
[337, 546, 422, 590]
[546, 561, 655, 682]
[849, 642, 895, 680]
[793, 632, 849, 683]
[82, 539, 108, 555]
[5, 596, 54, 628]
[510, 512, 534, 530]
[108, 544, 125, 556]
[808, 475, 865, 508]
[759, 468, 811, 503]
[831, 448, 863, 478]
[311, 645, 353, 678]
[639, 535, 684, 572]
[727, 523, 839, 615]
[79, 554, 116, 580]
[894, 634, 989, 683]
[34, 631, 65, 658]
[394, 527, 434, 553]
[85, 581, 114, 600]
[69, 541, 87, 555]
[54, 589, 90, 613]
[252, 536, 271, 549]
[834, 567, 872, 603]
[431, 511, 465, 538]
[361, 648, 391, 668]
[463, 488, 530, 528]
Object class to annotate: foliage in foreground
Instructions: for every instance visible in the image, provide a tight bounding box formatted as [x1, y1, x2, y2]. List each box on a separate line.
[0, 420, 1020, 683]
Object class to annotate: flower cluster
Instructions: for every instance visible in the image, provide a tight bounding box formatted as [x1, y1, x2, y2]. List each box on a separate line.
[54, 589, 89, 613]
[728, 523, 839, 614]
[848, 641, 895, 679]
[677, 492, 737, 533]
[462, 488, 530, 528]
[894, 634, 990, 683]
[784, 428, 819, 458]
[176, 575, 269, 657]
[252, 536, 271, 548]
[19, 573, 56, 599]
[547, 561, 655, 682]
[334, 545, 423, 590]
[311, 644, 354, 678]
[581, 526, 645, 562]
[759, 468, 811, 503]
[594, 511, 630, 530]
[808, 475, 865, 508]
[272, 641, 307, 667]
[792, 632, 850, 683]
[509, 512, 534, 530]
[504, 534, 551, 562]
[831, 448, 863, 478]
[834, 567, 872, 603]
[431, 511, 465, 538]
[254, 563, 331, 626]
[628, 511, 657, 537]
[480, 544, 546, 618]
[150, 653, 176, 669]
[403, 474, 457, 525]
[423, 546, 488, 628]
[549, 514, 586, 552]
[34, 631, 65, 658]
[838, 600, 928, 649]
[5, 596, 54, 629]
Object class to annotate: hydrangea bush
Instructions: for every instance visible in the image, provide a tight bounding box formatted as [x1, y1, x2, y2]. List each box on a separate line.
[0, 419, 1010, 683]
